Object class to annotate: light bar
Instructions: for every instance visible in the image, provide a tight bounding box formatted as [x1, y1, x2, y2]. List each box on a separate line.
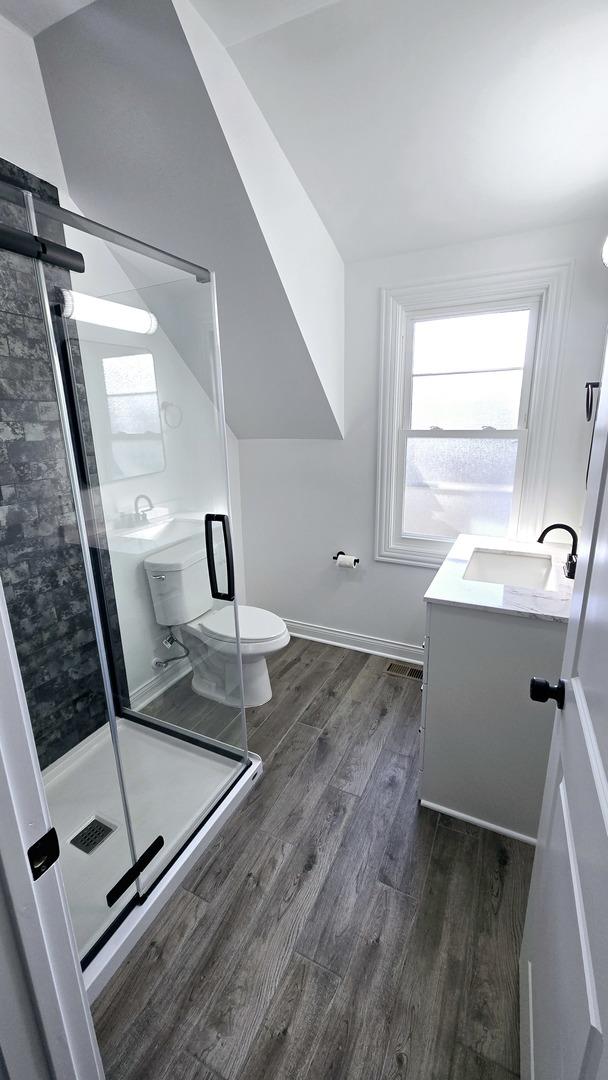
[60, 289, 157, 335]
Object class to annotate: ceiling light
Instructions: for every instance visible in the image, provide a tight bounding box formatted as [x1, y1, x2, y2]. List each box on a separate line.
[60, 289, 158, 334]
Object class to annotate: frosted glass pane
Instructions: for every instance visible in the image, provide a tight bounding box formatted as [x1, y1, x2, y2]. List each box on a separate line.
[411, 369, 523, 429]
[403, 437, 518, 539]
[103, 353, 156, 394]
[108, 394, 161, 435]
[412, 310, 530, 375]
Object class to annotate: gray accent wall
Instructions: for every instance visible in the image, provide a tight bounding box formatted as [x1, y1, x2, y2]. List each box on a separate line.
[0, 159, 108, 769]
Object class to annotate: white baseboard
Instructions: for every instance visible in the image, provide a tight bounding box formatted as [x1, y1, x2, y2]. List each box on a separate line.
[284, 618, 424, 664]
[421, 799, 537, 846]
[129, 658, 191, 712]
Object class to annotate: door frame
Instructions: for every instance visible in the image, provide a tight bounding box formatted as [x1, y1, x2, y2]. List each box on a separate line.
[0, 579, 104, 1080]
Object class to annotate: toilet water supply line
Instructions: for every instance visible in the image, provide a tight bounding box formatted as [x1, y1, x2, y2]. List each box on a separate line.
[154, 627, 190, 671]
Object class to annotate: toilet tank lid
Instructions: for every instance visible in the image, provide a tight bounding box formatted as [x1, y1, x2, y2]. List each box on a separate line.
[144, 536, 206, 573]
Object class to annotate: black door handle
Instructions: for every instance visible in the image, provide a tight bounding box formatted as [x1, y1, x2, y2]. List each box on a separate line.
[205, 513, 235, 601]
[530, 677, 565, 710]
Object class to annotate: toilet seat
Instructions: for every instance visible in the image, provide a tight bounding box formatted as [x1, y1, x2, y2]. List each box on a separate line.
[189, 604, 287, 645]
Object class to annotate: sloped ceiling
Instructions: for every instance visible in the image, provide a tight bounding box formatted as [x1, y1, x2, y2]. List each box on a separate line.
[187, 0, 341, 48]
[198, 0, 608, 260]
[0, 0, 95, 35]
[35, 0, 342, 438]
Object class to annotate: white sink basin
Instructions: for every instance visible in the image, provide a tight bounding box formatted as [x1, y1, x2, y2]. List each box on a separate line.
[122, 519, 187, 542]
[464, 547, 553, 589]
[110, 515, 203, 556]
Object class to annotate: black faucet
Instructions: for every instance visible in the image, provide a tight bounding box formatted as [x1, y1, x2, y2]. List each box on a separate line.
[537, 523, 578, 579]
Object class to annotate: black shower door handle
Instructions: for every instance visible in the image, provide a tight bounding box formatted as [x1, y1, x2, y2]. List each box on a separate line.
[205, 513, 235, 601]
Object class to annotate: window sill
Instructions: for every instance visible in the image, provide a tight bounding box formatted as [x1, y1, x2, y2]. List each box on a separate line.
[375, 537, 451, 569]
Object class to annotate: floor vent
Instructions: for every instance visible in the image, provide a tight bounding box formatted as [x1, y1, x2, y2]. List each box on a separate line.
[70, 818, 115, 854]
[385, 661, 423, 680]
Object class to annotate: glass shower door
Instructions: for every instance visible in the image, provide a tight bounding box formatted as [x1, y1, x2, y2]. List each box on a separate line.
[0, 177, 139, 963]
[32, 198, 249, 902]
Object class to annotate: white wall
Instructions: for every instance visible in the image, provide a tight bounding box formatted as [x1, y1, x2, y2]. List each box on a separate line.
[173, 0, 345, 433]
[239, 217, 608, 654]
[0, 12, 67, 193]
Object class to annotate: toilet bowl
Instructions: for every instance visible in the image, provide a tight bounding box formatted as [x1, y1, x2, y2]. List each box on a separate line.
[185, 604, 290, 708]
[144, 535, 289, 708]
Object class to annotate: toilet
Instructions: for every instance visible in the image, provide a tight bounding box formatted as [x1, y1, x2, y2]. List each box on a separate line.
[144, 535, 289, 708]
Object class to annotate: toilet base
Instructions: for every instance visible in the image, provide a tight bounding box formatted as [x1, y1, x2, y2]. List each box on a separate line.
[182, 619, 290, 710]
[191, 653, 272, 709]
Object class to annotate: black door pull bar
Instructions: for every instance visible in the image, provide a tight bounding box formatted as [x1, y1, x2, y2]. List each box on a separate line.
[205, 513, 236, 602]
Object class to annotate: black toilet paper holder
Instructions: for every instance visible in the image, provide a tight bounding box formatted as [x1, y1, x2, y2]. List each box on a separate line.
[333, 550, 360, 565]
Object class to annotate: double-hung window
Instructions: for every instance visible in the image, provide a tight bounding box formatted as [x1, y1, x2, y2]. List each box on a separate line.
[376, 266, 572, 567]
[403, 304, 537, 539]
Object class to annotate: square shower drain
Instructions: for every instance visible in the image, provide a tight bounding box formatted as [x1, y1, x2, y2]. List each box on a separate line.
[385, 661, 423, 680]
[70, 817, 115, 854]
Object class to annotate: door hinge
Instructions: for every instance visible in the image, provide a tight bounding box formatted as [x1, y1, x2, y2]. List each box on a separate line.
[28, 828, 60, 881]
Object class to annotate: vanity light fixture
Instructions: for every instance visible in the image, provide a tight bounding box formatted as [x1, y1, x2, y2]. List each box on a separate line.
[60, 289, 158, 334]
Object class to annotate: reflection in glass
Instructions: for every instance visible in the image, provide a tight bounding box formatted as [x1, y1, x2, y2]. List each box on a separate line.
[101, 353, 165, 479]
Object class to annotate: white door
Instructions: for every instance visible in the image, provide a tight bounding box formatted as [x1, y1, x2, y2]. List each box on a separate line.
[520, 345, 608, 1079]
[0, 580, 104, 1080]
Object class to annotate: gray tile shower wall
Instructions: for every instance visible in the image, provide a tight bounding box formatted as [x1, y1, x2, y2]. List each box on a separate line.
[0, 159, 109, 769]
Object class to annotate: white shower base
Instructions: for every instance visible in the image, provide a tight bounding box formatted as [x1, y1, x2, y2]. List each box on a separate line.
[43, 717, 243, 960]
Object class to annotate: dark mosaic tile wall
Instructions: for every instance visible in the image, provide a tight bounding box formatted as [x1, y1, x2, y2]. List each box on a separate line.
[0, 159, 109, 769]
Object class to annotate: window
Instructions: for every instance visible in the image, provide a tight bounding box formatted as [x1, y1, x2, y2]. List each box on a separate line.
[376, 266, 572, 567]
[403, 307, 535, 541]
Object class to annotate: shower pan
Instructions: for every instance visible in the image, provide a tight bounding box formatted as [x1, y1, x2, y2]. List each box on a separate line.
[0, 177, 260, 988]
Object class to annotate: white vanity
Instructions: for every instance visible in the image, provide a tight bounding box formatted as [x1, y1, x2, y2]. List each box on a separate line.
[420, 534, 573, 843]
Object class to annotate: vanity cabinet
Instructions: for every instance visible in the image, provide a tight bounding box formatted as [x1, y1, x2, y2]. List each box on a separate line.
[419, 535, 571, 842]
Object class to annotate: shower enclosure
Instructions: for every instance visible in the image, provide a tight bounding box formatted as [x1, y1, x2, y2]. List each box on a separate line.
[0, 177, 255, 970]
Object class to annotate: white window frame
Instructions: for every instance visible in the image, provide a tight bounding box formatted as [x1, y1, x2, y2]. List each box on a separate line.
[375, 264, 573, 568]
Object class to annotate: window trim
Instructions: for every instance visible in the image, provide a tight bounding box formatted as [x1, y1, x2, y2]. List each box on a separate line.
[375, 264, 574, 568]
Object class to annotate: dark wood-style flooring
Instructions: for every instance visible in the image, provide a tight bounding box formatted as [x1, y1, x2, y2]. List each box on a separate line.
[93, 637, 534, 1080]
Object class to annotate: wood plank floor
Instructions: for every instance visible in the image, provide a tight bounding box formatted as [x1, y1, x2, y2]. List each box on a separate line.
[93, 638, 534, 1080]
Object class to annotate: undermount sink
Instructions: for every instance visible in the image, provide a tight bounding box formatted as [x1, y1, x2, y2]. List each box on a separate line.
[464, 547, 553, 589]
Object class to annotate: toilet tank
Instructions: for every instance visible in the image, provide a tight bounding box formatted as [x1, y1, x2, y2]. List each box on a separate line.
[144, 536, 213, 626]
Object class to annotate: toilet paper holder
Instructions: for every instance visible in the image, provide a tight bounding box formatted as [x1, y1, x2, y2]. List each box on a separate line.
[333, 550, 360, 566]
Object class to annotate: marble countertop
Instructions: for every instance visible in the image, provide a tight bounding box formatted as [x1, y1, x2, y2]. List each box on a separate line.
[424, 534, 574, 622]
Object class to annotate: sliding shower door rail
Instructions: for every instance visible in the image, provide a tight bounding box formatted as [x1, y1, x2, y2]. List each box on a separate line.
[31, 193, 211, 283]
